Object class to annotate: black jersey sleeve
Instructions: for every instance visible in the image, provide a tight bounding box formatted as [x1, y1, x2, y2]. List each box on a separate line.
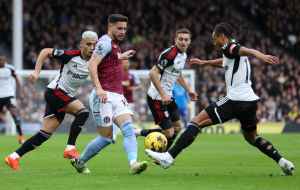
[52, 49, 81, 64]
[155, 46, 178, 71]
[222, 41, 242, 59]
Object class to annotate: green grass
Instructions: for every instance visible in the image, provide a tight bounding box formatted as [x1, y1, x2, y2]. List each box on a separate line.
[0, 133, 299, 190]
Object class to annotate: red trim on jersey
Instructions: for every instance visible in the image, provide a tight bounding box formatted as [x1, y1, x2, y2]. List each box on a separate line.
[229, 44, 237, 54]
[53, 89, 70, 101]
[155, 121, 161, 125]
[66, 50, 81, 55]
[167, 45, 178, 60]
[155, 100, 164, 120]
[241, 120, 261, 128]
[58, 103, 69, 113]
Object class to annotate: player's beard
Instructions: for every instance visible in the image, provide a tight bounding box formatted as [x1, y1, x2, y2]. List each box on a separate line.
[112, 32, 123, 43]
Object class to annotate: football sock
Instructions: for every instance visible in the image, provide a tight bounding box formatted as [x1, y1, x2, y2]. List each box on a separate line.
[66, 145, 75, 151]
[67, 108, 89, 146]
[10, 152, 20, 159]
[14, 117, 22, 136]
[80, 135, 112, 163]
[168, 122, 201, 159]
[112, 122, 118, 141]
[252, 136, 282, 163]
[120, 120, 137, 162]
[140, 128, 162, 136]
[184, 119, 188, 129]
[15, 130, 52, 157]
[165, 132, 179, 152]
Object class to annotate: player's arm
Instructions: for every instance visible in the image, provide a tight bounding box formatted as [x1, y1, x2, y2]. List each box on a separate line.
[177, 71, 197, 101]
[28, 48, 53, 84]
[238, 47, 279, 66]
[15, 76, 24, 101]
[89, 40, 112, 103]
[190, 58, 223, 68]
[129, 72, 142, 91]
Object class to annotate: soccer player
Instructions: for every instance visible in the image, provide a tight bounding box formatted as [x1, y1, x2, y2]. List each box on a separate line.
[70, 14, 148, 174]
[172, 81, 190, 129]
[145, 23, 295, 176]
[5, 31, 98, 170]
[112, 59, 141, 144]
[135, 29, 198, 164]
[0, 54, 25, 144]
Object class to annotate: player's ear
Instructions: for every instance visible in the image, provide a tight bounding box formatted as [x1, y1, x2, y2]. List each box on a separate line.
[174, 37, 177, 44]
[80, 41, 83, 48]
[108, 23, 112, 31]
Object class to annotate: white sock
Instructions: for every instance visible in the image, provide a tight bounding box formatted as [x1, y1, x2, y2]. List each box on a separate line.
[113, 134, 117, 141]
[134, 128, 142, 136]
[10, 152, 20, 159]
[66, 145, 75, 151]
[129, 159, 137, 166]
[278, 158, 287, 168]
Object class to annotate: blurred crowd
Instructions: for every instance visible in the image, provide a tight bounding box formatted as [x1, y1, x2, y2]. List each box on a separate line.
[0, 0, 299, 125]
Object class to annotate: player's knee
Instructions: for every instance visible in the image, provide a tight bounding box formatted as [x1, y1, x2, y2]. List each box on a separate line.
[163, 131, 173, 139]
[174, 125, 181, 133]
[75, 108, 89, 125]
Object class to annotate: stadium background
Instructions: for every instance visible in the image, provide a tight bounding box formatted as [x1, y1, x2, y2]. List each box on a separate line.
[0, 0, 300, 134]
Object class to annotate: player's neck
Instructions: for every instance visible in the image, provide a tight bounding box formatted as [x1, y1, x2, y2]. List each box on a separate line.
[223, 38, 233, 45]
[123, 69, 129, 74]
[80, 52, 90, 61]
[107, 33, 116, 42]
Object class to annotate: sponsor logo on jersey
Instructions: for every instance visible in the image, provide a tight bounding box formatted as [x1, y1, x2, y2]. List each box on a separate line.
[171, 68, 180, 74]
[122, 80, 130, 86]
[104, 116, 110, 123]
[67, 70, 89, 79]
[73, 64, 77, 68]
[161, 59, 168, 66]
[54, 49, 64, 56]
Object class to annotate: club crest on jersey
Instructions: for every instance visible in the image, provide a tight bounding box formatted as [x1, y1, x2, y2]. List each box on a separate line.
[104, 116, 110, 123]
[54, 49, 64, 56]
[164, 111, 169, 117]
[118, 52, 121, 59]
[224, 66, 229, 73]
[161, 59, 168, 66]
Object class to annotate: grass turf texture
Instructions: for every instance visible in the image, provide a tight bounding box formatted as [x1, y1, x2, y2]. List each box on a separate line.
[0, 133, 299, 190]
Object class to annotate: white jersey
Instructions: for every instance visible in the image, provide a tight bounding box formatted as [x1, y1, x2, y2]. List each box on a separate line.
[148, 45, 187, 100]
[222, 40, 259, 101]
[0, 63, 16, 98]
[47, 49, 90, 95]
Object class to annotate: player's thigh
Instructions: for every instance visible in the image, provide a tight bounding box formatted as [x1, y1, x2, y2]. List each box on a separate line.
[112, 94, 133, 127]
[63, 99, 85, 115]
[6, 97, 17, 116]
[191, 109, 214, 129]
[147, 95, 171, 128]
[114, 114, 132, 127]
[168, 99, 182, 131]
[41, 116, 60, 134]
[8, 107, 17, 117]
[238, 101, 260, 134]
[89, 88, 114, 128]
[242, 129, 258, 144]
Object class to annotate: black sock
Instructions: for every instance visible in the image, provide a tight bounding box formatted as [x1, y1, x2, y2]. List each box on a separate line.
[16, 130, 51, 157]
[67, 108, 89, 146]
[14, 118, 22, 136]
[168, 122, 201, 159]
[252, 136, 282, 163]
[165, 132, 179, 152]
[141, 128, 162, 137]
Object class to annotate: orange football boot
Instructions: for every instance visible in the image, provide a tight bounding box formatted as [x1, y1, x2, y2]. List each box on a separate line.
[5, 156, 21, 170]
[63, 148, 80, 159]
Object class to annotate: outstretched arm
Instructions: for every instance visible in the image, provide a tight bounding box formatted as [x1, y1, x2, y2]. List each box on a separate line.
[190, 58, 223, 68]
[28, 48, 53, 84]
[238, 47, 279, 66]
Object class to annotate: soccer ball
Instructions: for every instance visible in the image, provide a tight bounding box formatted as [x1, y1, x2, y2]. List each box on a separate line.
[144, 132, 167, 153]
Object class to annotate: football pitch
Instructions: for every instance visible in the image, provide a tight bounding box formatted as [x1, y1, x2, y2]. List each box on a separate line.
[0, 133, 299, 190]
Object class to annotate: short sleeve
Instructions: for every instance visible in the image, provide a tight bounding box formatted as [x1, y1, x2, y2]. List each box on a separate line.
[132, 71, 141, 85]
[8, 64, 16, 77]
[93, 40, 112, 59]
[222, 41, 242, 58]
[52, 49, 79, 63]
[155, 53, 173, 71]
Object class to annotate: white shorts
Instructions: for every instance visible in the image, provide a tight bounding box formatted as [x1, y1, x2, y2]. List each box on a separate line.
[89, 88, 132, 127]
[129, 103, 135, 114]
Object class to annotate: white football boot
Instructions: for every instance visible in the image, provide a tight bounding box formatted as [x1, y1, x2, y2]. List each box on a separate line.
[145, 149, 173, 169]
[130, 161, 148, 174]
[279, 158, 294, 175]
[70, 158, 90, 173]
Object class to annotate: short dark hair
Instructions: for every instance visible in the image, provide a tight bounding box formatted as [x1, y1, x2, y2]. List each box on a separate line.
[0, 54, 5, 57]
[176, 29, 191, 38]
[213, 22, 235, 39]
[108, 14, 128, 24]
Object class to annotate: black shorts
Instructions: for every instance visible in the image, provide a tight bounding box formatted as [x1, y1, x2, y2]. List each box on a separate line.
[43, 88, 77, 123]
[0, 96, 16, 110]
[205, 96, 260, 132]
[147, 94, 180, 130]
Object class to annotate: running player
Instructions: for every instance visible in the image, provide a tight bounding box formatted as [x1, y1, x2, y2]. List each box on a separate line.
[70, 14, 148, 174]
[172, 81, 190, 129]
[134, 29, 198, 164]
[145, 23, 295, 176]
[112, 59, 141, 144]
[5, 31, 98, 170]
[0, 54, 24, 144]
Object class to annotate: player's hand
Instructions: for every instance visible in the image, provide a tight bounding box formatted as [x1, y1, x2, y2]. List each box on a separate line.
[260, 55, 279, 66]
[188, 91, 198, 101]
[19, 94, 24, 102]
[122, 50, 136, 60]
[190, 58, 205, 66]
[96, 88, 107, 103]
[28, 70, 40, 85]
[161, 93, 172, 105]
